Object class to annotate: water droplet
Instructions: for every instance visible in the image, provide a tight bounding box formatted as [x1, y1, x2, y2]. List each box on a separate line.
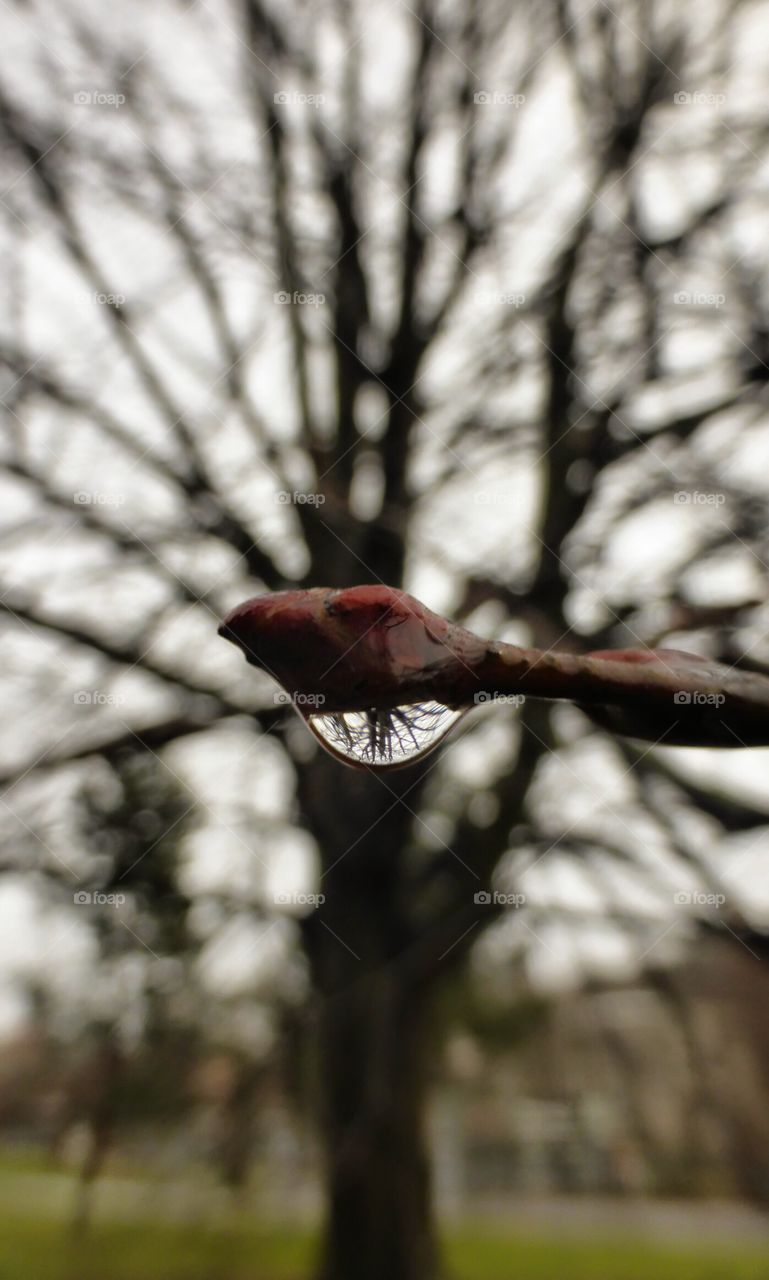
[301, 701, 466, 770]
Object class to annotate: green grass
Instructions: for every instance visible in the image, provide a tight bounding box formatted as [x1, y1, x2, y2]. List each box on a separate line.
[0, 1152, 764, 1280]
[0, 1217, 311, 1280]
[0, 1142, 62, 1175]
[0, 1215, 768, 1280]
[449, 1227, 769, 1280]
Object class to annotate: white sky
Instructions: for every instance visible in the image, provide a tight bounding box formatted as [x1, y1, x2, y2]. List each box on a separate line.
[1, 0, 769, 1038]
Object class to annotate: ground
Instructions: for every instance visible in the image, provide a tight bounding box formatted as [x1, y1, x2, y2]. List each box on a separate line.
[4, 1215, 769, 1280]
[1, 1150, 768, 1279]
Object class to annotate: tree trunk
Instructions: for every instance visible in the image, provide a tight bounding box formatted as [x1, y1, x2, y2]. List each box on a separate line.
[315, 971, 440, 1280]
[296, 748, 443, 1280]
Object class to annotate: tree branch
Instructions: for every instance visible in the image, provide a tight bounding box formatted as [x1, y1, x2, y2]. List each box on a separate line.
[219, 585, 769, 750]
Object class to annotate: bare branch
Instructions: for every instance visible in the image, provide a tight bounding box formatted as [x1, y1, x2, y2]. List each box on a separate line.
[219, 585, 769, 751]
[1, 595, 243, 712]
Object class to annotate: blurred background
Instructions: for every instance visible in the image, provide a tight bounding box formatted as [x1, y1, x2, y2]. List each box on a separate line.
[1, 1, 769, 1277]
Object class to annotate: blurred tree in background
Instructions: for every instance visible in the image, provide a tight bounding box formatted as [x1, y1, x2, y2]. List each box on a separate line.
[1, 2, 769, 1278]
[65, 754, 195, 1230]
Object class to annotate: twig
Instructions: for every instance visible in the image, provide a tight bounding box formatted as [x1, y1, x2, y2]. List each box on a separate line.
[219, 584, 769, 750]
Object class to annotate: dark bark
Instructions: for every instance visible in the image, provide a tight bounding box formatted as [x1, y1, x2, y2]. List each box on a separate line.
[296, 754, 441, 1280]
[315, 972, 439, 1280]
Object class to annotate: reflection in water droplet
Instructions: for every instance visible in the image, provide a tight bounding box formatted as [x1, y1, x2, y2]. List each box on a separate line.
[303, 701, 466, 770]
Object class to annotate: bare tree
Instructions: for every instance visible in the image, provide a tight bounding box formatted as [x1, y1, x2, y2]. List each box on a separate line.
[1, 1, 768, 1277]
